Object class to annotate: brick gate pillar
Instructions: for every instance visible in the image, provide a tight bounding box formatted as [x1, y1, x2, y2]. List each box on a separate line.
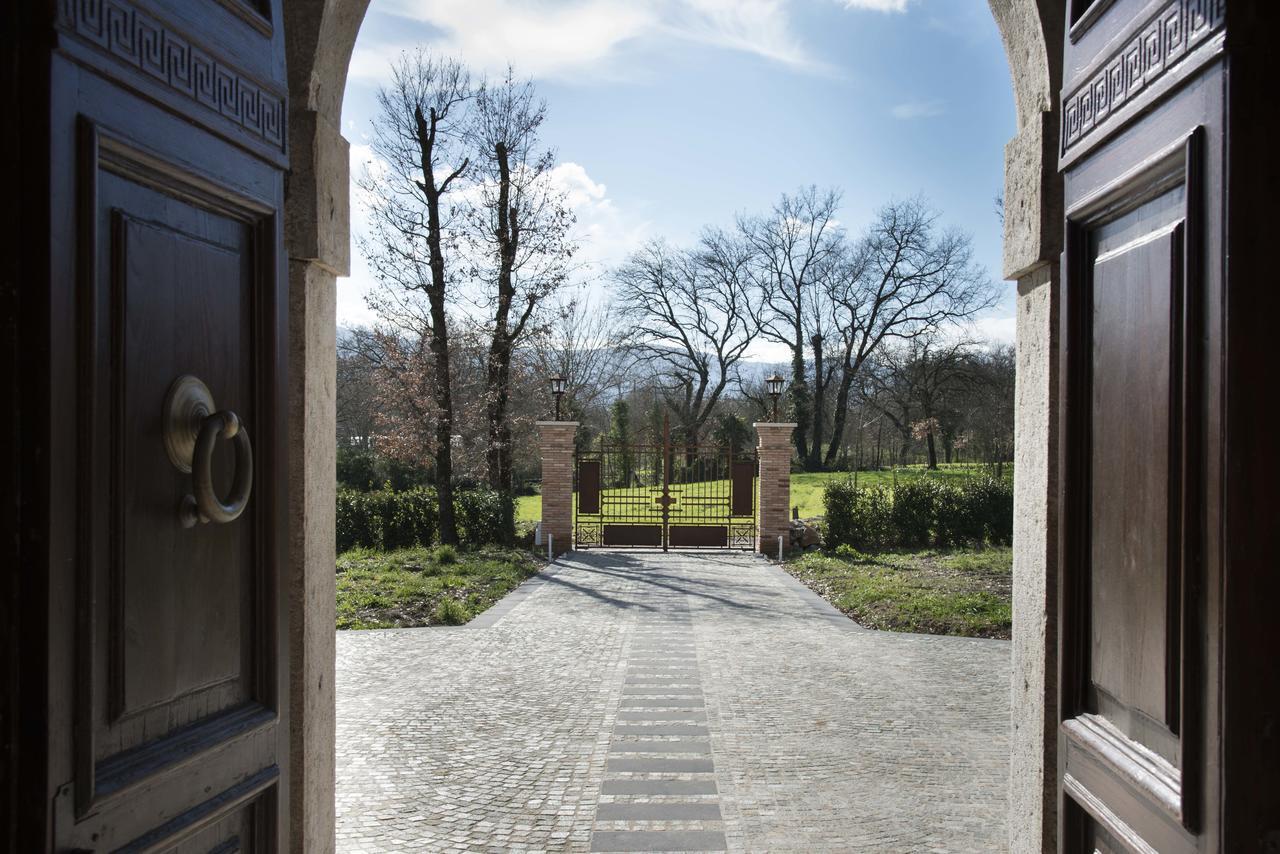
[537, 421, 579, 557]
[755, 423, 796, 556]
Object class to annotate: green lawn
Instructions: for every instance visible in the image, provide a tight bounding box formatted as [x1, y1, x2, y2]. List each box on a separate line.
[516, 493, 541, 523]
[336, 545, 542, 629]
[785, 546, 1013, 639]
[516, 464, 1009, 523]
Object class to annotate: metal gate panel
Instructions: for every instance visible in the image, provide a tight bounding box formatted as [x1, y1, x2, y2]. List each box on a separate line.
[574, 416, 756, 550]
[603, 524, 663, 547]
[668, 525, 728, 548]
[578, 460, 601, 514]
[731, 460, 755, 517]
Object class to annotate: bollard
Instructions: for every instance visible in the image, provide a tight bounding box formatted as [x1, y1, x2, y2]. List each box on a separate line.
[778, 535, 784, 563]
[547, 534, 553, 562]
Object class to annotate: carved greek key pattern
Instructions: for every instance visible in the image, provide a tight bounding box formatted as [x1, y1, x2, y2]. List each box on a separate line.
[60, 0, 284, 149]
[1063, 0, 1224, 154]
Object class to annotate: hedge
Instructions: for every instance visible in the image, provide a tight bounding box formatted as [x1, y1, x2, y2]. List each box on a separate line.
[336, 486, 516, 553]
[336, 488, 438, 553]
[823, 474, 1012, 551]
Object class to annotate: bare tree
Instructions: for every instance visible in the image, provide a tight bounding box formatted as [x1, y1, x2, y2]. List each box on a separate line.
[530, 286, 626, 417]
[738, 186, 843, 467]
[861, 337, 976, 469]
[465, 67, 576, 538]
[336, 326, 379, 450]
[612, 233, 759, 446]
[823, 198, 997, 467]
[358, 49, 472, 543]
[959, 344, 1015, 474]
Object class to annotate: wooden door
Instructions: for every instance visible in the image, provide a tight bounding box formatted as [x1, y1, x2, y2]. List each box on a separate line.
[37, 0, 291, 850]
[1057, 1, 1225, 851]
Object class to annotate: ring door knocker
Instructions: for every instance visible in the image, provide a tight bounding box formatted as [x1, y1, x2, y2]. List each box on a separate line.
[162, 375, 253, 528]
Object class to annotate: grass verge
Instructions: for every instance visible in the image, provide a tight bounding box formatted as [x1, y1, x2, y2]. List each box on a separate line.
[336, 545, 543, 629]
[785, 546, 1012, 639]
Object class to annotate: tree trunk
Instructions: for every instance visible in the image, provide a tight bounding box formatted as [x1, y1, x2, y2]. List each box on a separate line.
[483, 347, 515, 545]
[428, 297, 458, 544]
[823, 349, 857, 468]
[483, 140, 519, 545]
[926, 430, 938, 470]
[790, 340, 809, 462]
[416, 105, 460, 545]
[807, 334, 824, 471]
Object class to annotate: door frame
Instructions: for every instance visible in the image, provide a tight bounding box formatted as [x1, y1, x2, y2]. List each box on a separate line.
[27, 1, 1280, 851]
[4, 0, 54, 848]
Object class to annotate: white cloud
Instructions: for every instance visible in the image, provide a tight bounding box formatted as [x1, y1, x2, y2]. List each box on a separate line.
[840, 0, 910, 11]
[348, 0, 821, 83]
[664, 0, 815, 68]
[547, 162, 652, 270]
[972, 315, 1016, 346]
[890, 99, 946, 119]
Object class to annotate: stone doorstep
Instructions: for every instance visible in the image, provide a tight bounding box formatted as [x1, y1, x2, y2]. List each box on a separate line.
[620, 688, 704, 696]
[616, 711, 707, 721]
[589, 829, 728, 852]
[629, 651, 697, 656]
[606, 757, 715, 773]
[608, 741, 711, 754]
[625, 668, 701, 676]
[595, 804, 723, 822]
[600, 780, 719, 796]
[612, 725, 709, 736]
[619, 698, 705, 708]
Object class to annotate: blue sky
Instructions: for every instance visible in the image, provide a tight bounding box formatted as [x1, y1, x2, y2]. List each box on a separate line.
[338, 0, 1018, 348]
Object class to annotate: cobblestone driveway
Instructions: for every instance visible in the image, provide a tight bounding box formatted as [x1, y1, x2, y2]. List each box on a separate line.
[336, 550, 1010, 853]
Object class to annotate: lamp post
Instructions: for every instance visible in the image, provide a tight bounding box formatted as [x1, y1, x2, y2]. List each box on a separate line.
[549, 375, 567, 421]
[766, 373, 784, 422]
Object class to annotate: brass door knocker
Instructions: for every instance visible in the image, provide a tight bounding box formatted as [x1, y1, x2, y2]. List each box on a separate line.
[162, 375, 253, 528]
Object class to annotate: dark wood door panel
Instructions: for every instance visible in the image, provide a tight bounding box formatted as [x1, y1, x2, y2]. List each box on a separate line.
[101, 176, 257, 750]
[1060, 2, 1223, 846]
[23, 0, 291, 847]
[1088, 189, 1182, 751]
[46, 0, 290, 841]
[55, 757, 277, 852]
[60, 119, 285, 847]
[1062, 133, 1206, 850]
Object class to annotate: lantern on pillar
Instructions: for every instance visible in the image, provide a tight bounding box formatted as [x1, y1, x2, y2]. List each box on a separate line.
[549, 375, 568, 421]
[766, 373, 785, 422]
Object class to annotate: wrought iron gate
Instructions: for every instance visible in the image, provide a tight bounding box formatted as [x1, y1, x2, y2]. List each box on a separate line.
[574, 418, 757, 550]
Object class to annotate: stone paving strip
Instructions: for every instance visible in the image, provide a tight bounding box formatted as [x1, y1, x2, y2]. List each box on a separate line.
[590, 606, 728, 853]
[336, 549, 1010, 852]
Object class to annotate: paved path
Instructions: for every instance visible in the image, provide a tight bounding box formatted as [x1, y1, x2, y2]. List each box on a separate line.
[336, 550, 1010, 853]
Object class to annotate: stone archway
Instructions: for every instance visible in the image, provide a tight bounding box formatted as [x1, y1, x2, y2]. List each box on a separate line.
[279, 3, 1066, 851]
